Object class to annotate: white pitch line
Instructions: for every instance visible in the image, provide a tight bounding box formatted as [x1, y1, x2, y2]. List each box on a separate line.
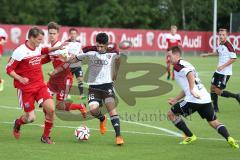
[119, 119, 182, 137]
[0, 121, 237, 142]
[0, 121, 173, 137]
[0, 105, 181, 137]
[0, 105, 239, 142]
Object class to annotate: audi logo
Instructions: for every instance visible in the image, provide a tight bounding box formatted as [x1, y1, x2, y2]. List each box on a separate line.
[209, 35, 240, 51]
[90, 59, 109, 65]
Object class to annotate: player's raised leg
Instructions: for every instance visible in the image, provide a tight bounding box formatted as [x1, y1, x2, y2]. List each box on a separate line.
[50, 77, 87, 118]
[89, 100, 107, 134]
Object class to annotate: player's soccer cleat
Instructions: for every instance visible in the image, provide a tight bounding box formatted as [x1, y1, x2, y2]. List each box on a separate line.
[227, 137, 239, 149]
[0, 79, 4, 92]
[235, 93, 240, 104]
[13, 119, 21, 139]
[179, 134, 197, 145]
[79, 104, 87, 118]
[116, 136, 124, 145]
[100, 116, 107, 134]
[41, 136, 55, 144]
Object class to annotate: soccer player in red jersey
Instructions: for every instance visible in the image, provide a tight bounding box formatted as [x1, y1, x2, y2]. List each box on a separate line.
[42, 22, 87, 118]
[6, 26, 62, 144]
[165, 25, 182, 80]
[0, 28, 7, 91]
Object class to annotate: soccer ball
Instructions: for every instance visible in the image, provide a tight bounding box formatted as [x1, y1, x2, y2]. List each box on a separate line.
[74, 126, 90, 141]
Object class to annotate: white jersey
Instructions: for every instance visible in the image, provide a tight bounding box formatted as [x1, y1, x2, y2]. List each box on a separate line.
[216, 41, 237, 75]
[76, 51, 119, 85]
[66, 41, 82, 68]
[174, 59, 211, 104]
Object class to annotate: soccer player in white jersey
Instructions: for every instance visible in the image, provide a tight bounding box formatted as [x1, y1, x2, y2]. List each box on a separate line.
[201, 28, 239, 112]
[165, 25, 182, 80]
[50, 33, 124, 145]
[65, 28, 86, 99]
[167, 46, 238, 148]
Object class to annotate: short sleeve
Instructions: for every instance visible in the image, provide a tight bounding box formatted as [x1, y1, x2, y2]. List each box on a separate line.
[229, 52, 237, 59]
[181, 67, 192, 76]
[11, 47, 24, 61]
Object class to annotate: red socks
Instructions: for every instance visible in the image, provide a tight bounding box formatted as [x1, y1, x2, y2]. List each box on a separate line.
[42, 121, 53, 138]
[65, 102, 85, 111]
[17, 116, 26, 126]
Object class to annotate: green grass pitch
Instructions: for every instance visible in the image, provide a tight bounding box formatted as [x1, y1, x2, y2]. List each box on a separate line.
[0, 55, 239, 160]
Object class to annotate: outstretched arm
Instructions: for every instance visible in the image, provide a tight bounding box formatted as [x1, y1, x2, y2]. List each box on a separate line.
[200, 52, 218, 57]
[217, 58, 236, 72]
[48, 63, 70, 76]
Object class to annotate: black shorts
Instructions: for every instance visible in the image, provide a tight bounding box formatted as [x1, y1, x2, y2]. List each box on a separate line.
[71, 67, 83, 78]
[171, 100, 217, 121]
[211, 72, 230, 90]
[88, 83, 115, 106]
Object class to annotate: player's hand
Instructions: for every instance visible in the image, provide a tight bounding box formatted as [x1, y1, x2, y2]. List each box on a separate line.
[19, 77, 29, 85]
[168, 98, 177, 105]
[217, 66, 224, 72]
[190, 89, 201, 99]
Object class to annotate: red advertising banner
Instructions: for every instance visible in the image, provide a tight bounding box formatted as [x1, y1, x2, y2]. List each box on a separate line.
[0, 24, 239, 53]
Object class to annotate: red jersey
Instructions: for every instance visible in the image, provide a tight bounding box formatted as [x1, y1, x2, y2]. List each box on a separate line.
[166, 33, 181, 50]
[6, 41, 49, 92]
[0, 33, 7, 56]
[47, 41, 72, 85]
[0, 45, 3, 55]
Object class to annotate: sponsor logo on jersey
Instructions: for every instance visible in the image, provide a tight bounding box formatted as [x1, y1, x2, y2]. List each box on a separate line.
[29, 56, 41, 65]
[90, 59, 108, 65]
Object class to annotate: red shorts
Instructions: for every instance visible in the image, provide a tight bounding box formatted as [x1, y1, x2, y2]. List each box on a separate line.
[17, 86, 52, 112]
[47, 77, 73, 101]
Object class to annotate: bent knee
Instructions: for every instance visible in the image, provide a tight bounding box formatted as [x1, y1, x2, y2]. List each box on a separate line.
[26, 115, 36, 123]
[167, 111, 175, 120]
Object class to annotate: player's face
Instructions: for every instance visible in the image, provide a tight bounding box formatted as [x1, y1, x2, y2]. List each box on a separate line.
[30, 34, 43, 47]
[219, 31, 227, 43]
[170, 51, 179, 64]
[48, 29, 59, 43]
[96, 43, 108, 53]
[70, 31, 78, 41]
[171, 28, 177, 35]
